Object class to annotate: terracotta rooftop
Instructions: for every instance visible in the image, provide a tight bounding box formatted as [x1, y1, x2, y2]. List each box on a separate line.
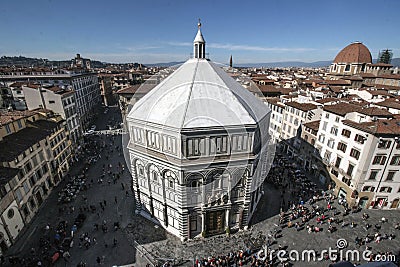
[375, 98, 400, 110]
[251, 77, 275, 83]
[374, 84, 400, 91]
[115, 84, 155, 95]
[333, 42, 372, 64]
[360, 73, 377, 78]
[316, 98, 339, 104]
[303, 120, 320, 131]
[359, 88, 394, 97]
[369, 63, 393, 67]
[329, 86, 346, 93]
[0, 119, 59, 162]
[324, 79, 351, 86]
[357, 107, 393, 117]
[265, 97, 285, 108]
[342, 119, 400, 136]
[285, 101, 318, 112]
[0, 110, 36, 125]
[376, 74, 400, 80]
[300, 79, 324, 85]
[323, 102, 361, 116]
[116, 85, 141, 94]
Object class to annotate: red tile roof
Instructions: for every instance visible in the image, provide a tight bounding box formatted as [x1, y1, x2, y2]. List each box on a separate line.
[359, 88, 394, 97]
[360, 73, 377, 78]
[324, 79, 351, 86]
[116, 85, 141, 94]
[374, 84, 400, 91]
[303, 120, 320, 131]
[375, 99, 400, 110]
[342, 119, 400, 136]
[257, 85, 281, 93]
[376, 74, 400, 80]
[323, 102, 361, 116]
[0, 110, 36, 125]
[369, 63, 393, 67]
[333, 42, 372, 64]
[345, 76, 363, 81]
[316, 98, 339, 104]
[357, 107, 393, 117]
[285, 101, 318, 112]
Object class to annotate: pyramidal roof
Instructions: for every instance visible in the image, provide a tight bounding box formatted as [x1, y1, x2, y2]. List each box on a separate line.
[194, 28, 205, 43]
[127, 23, 270, 130]
[194, 20, 205, 43]
[128, 58, 270, 130]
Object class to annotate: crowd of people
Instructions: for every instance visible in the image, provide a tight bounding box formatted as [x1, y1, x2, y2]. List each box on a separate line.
[176, 152, 400, 267]
[6, 123, 129, 266]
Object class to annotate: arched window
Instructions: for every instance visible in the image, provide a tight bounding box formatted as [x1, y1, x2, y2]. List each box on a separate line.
[152, 171, 158, 181]
[190, 180, 199, 187]
[138, 165, 144, 176]
[164, 170, 176, 189]
[187, 173, 202, 189]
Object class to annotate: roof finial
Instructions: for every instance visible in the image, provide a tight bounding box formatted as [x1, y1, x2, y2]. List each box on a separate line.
[198, 18, 201, 29]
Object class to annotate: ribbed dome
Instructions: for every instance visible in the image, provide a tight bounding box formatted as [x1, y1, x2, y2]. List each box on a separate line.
[333, 42, 372, 64]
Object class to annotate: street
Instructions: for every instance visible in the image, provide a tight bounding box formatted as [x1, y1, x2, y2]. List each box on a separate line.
[5, 105, 138, 267]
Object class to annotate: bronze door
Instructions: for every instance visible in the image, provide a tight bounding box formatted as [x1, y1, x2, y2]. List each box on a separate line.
[206, 210, 225, 235]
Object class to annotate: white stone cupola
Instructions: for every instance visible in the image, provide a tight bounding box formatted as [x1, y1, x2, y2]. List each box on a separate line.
[193, 19, 206, 59]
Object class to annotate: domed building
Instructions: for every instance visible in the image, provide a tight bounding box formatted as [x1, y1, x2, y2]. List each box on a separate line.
[329, 42, 372, 78]
[126, 22, 273, 240]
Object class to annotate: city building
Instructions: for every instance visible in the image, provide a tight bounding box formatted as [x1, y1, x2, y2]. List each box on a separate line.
[112, 72, 142, 91]
[0, 67, 101, 130]
[71, 54, 91, 70]
[98, 74, 114, 106]
[22, 84, 81, 142]
[127, 23, 273, 240]
[280, 101, 322, 160]
[0, 109, 72, 252]
[311, 102, 399, 209]
[0, 166, 25, 253]
[265, 98, 284, 143]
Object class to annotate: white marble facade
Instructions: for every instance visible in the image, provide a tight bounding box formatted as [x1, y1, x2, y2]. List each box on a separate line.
[127, 23, 272, 240]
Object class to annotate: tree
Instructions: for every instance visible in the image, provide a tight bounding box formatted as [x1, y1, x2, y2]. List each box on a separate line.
[378, 49, 392, 64]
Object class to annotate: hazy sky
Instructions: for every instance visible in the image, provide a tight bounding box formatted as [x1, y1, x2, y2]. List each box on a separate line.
[1, 0, 399, 64]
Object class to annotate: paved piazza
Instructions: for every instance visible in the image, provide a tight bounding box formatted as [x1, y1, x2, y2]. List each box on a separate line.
[4, 106, 400, 267]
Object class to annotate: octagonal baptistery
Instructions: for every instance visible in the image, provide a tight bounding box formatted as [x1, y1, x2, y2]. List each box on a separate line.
[127, 23, 273, 240]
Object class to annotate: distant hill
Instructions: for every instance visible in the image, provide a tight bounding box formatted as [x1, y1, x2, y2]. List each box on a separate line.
[1, 55, 399, 69]
[235, 60, 332, 68]
[0, 56, 106, 68]
[145, 59, 400, 68]
[391, 58, 400, 67]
